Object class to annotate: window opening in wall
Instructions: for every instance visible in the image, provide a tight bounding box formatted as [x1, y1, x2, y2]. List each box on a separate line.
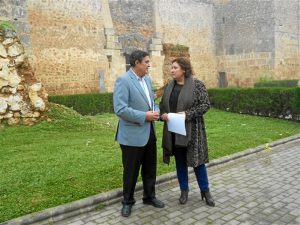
[99, 70, 105, 93]
[218, 72, 228, 88]
[107, 55, 112, 69]
[125, 53, 131, 71]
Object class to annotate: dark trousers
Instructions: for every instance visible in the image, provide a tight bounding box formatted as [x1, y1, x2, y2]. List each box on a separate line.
[173, 147, 209, 192]
[120, 126, 157, 205]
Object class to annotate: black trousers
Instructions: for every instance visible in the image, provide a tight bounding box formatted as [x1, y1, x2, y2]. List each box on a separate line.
[120, 125, 157, 205]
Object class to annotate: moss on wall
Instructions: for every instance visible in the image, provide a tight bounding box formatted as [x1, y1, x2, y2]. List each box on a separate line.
[0, 21, 16, 31]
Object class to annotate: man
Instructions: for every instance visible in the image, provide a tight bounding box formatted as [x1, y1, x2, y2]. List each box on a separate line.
[113, 50, 165, 217]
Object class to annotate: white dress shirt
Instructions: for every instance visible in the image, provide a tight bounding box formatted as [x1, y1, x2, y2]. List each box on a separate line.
[131, 69, 152, 107]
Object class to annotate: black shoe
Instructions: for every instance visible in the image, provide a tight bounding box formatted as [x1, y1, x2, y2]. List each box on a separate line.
[121, 204, 132, 217]
[201, 189, 215, 207]
[179, 190, 189, 205]
[143, 198, 165, 208]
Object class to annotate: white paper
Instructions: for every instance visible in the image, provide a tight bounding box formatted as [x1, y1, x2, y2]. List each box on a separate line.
[167, 113, 186, 136]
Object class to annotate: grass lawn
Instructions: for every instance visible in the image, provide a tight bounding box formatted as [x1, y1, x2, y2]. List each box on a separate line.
[0, 104, 299, 222]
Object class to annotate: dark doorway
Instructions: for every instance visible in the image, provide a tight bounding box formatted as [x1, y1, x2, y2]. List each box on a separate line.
[218, 72, 227, 88]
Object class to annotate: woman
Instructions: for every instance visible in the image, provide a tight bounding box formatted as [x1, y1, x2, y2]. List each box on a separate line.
[159, 57, 215, 206]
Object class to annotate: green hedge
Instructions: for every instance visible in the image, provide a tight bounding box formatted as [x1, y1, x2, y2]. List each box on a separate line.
[48, 88, 300, 120]
[208, 87, 300, 121]
[48, 93, 113, 115]
[254, 79, 299, 87]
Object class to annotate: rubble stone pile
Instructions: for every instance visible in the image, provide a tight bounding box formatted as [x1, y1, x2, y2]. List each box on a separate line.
[0, 25, 48, 125]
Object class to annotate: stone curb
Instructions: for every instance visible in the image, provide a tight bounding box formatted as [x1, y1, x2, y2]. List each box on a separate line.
[2, 134, 300, 225]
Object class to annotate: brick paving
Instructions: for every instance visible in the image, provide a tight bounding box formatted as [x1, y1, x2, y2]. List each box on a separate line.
[53, 138, 300, 225]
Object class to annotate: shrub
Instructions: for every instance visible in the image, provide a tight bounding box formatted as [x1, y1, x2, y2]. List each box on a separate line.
[254, 79, 299, 87]
[48, 93, 113, 115]
[208, 87, 300, 121]
[290, 88, 300, 119]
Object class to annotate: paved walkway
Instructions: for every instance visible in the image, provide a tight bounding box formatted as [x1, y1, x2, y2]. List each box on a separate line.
[53, 138, 300, 225]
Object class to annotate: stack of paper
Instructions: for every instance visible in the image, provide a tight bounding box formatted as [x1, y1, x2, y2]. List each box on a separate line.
[167, 113, 186, 136]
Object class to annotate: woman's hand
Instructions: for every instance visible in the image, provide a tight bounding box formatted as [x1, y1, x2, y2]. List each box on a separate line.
[160, 113, 169, 122]
[178, 111, 186, 117]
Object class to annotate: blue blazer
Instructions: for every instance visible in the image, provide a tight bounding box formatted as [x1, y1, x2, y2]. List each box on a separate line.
[113, 69, 159, 147]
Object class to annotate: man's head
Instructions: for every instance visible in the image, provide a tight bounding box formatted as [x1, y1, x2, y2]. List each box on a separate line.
[130, 50, 150, 77]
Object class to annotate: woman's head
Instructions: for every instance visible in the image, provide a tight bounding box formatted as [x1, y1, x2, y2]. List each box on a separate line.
[170, 58, 193, 82]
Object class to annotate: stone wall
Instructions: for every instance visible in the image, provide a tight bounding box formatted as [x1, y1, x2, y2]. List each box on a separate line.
[215, 0, 275, 55]
[217, 52, 274, 87]
[0, 0, 31, 49]
[214, 0, 275, 86]
[1, 0, 300, 95]
[109, 0, 154, 54]
[158, 0, 217, 87]
[274, 0, 300, 79]
[0, 0, 124, 95]
[214, 0, 300, 86]
[0, 26, 47, 125]
[108, 0, 217, 88]
[27, 0, 110, 95]
[108, 0, 160, 87]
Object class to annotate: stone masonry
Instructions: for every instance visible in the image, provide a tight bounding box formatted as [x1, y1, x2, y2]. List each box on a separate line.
[0, 26, 47, 125]
[1, 0, 300, 95]
[214, 0, 300, 87]
[0, 0, 215, 95]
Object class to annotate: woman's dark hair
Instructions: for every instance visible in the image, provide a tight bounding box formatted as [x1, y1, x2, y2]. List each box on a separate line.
[171, 57, 193, 77]
[129, 50, 149, 67]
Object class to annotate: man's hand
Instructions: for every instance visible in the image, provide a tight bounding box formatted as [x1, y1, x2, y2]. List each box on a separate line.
[146, 111, 160, 122]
